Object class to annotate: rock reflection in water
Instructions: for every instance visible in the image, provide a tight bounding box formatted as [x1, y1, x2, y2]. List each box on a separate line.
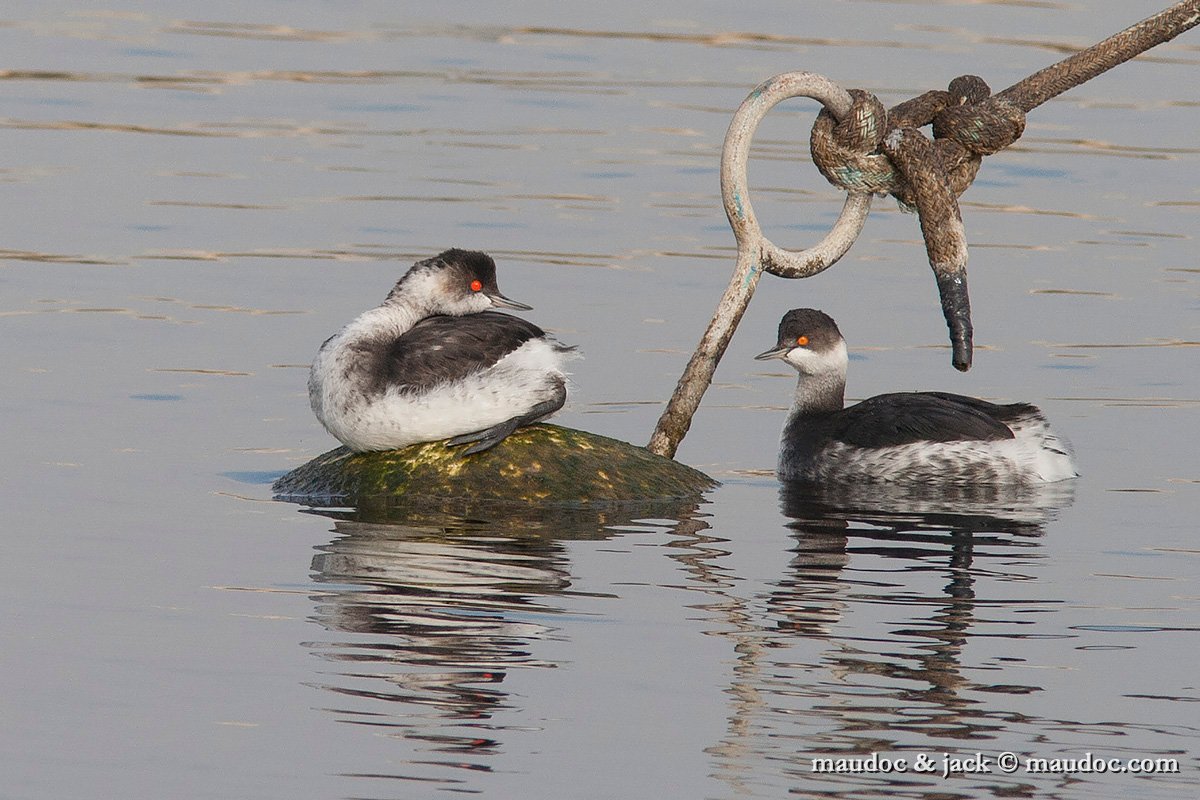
[302, 499, 707, 783]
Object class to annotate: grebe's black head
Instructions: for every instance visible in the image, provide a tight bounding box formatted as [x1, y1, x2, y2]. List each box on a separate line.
[387, 248, 532, 314]
[755, 308, 848, 377]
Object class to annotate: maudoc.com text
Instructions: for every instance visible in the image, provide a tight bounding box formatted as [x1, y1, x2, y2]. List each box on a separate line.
[811, 751, 1180, 779]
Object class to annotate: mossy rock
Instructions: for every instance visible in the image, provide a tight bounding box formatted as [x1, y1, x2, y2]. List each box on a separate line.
[273, 424, 716, 508]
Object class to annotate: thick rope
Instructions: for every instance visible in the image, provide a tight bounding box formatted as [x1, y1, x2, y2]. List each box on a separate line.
[998, 1, 1200, 113]
[806, 1, 1200, 371]
[648, 1, 1199, 459]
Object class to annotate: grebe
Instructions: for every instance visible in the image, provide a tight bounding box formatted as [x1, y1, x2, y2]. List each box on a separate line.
[755, 308, 1077, 484]
[309, 249, 576, 455]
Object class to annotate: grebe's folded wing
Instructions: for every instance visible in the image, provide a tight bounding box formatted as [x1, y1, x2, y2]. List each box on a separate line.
[380, 311, 551, 392]
[831, 392, 1017, 448]
[923, 392, 1044, 427]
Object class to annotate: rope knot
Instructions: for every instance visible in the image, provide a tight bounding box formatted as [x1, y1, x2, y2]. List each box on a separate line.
[808, 75, 1027, 206]
[809, 89, 897, 195]
[932, 77, 1027, 157]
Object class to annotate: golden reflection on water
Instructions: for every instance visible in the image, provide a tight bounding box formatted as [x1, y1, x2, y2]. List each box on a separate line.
[151, 367, 252, 376]
[960, 200, 1105, 219]
[1050, 395, 1200, 408]
[149, 200, 288, 210]
[1046, 340, 1200, 350]
[903, 21, 1200, 65]
[4, 296, 306, 318]
[0, 247, 123, 264]
[1029, 288, 1118, 297]
[1016, 136, 1200, 159]
[0, 117, 231, 137]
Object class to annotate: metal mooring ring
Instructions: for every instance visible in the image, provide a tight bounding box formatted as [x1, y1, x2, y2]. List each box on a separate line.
[720, 71, 872, 278]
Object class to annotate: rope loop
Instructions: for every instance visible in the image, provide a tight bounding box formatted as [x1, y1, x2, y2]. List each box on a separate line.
[720, 71, 873, 280]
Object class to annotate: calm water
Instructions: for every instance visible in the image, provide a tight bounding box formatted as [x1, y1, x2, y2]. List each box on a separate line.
[2, 2, 1197, 798]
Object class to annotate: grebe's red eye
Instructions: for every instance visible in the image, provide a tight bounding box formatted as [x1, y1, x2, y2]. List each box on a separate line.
[470, 279, 483, 292]
[796, 335, 809, 346]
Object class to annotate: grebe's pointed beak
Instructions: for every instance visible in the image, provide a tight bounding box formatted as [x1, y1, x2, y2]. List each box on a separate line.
[754, 345, 790, 361]
[485, 291, 533, 311]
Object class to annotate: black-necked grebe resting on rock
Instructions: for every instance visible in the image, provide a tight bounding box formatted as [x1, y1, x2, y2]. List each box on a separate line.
[755, 309, 1077, 485]
[309, 249, 576, 455]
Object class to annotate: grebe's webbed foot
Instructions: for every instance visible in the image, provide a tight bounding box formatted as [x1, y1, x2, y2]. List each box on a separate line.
[446, 380, 567, 456]
[447, 417, 524, 456]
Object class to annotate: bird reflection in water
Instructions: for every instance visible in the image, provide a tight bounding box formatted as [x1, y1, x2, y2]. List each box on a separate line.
[707, 479, 1078, 795]
[308, 516, 565, 718]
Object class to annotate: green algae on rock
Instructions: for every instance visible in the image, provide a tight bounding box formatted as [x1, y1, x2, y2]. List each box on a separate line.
[273, 424, 716, 507]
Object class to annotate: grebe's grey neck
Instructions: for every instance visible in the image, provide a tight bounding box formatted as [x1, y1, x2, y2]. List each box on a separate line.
[755, 308, 848, 416]
[383, 248, 531, 317]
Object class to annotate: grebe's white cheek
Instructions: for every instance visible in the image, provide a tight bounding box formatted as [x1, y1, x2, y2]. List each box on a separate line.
[785, 339, 847, 375]
[471, 292, 495, 313]
[782, 348, 812, 372]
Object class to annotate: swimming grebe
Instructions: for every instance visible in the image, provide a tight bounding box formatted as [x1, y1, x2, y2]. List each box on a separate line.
[755, 308, 1077, 484]
[309, 249, 576, 454]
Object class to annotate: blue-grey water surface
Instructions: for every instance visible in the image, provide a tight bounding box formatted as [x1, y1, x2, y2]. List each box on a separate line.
[1, 2, 1197, 798]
